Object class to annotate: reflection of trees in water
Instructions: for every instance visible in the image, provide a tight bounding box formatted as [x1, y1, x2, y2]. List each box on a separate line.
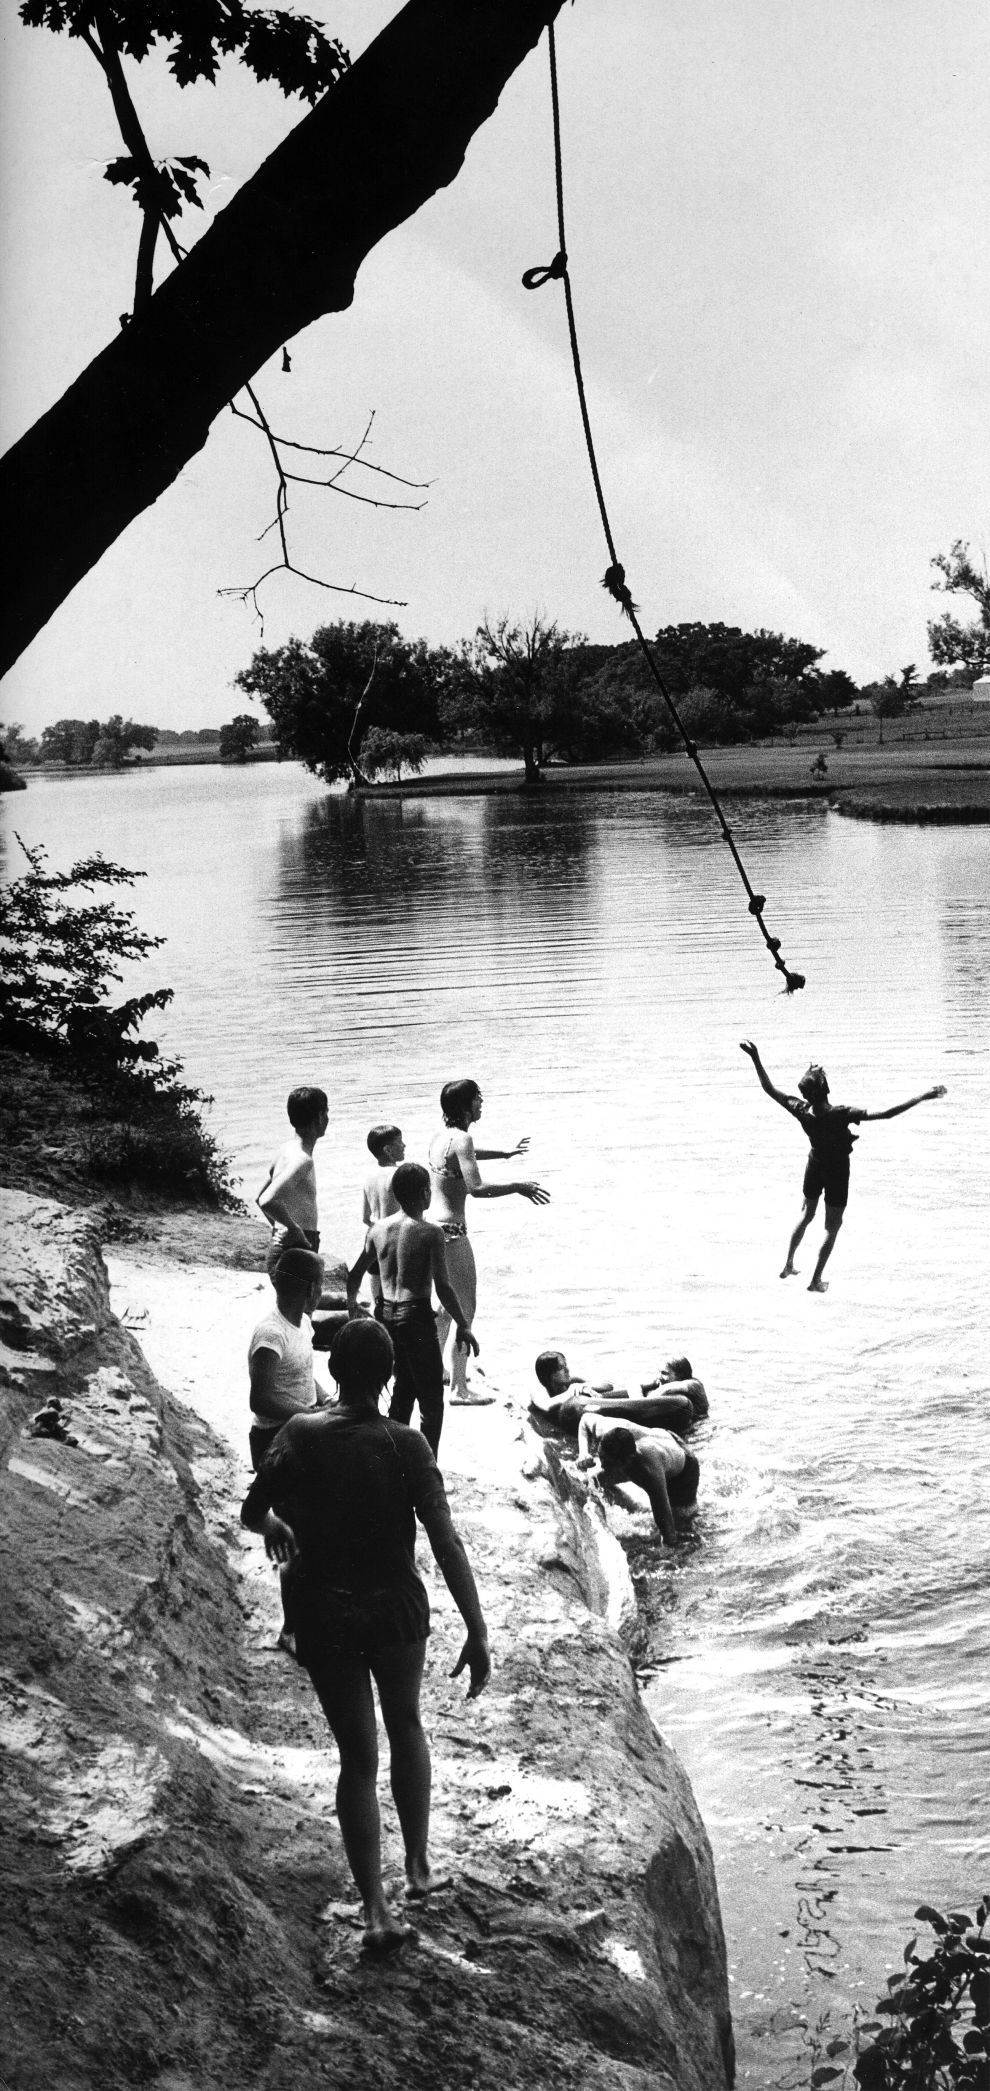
[276, 791, 594, 928]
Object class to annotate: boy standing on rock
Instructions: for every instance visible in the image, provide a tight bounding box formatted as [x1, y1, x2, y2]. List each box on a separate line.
[347, 1162, 481, 1457]
[241, 1318, 490, 1955]
[257, 1086, 329, 1281]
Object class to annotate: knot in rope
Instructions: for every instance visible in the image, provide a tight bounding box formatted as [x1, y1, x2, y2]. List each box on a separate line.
[601, 562, 638, 619]
[522, 251, 568, 291]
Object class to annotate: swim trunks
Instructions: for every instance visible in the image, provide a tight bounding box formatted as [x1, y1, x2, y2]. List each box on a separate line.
[297, 1580, 430, 1666]
[383, 1298, 446, 1457]
[266, 1226, 320, 1281]
[440, 1220, 468, 1242]
[802, 1151, 850, 1212]
[249, 1420, 282, 1470]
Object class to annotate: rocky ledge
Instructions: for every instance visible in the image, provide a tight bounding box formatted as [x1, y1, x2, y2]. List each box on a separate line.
[0, 1187, 733, 2091]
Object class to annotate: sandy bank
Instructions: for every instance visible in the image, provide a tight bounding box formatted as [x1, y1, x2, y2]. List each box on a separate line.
[1, 1190, 734, 2090]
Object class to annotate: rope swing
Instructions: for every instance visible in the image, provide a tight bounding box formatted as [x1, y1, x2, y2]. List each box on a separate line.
[523, 24, 806, 994]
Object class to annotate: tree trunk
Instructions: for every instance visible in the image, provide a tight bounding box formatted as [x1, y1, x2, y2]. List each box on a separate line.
[0, 0, 563, 679]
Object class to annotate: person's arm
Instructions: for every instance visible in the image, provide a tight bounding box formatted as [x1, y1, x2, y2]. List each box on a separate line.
[347, 1231, 375, 1314]
[430, 1232, 480, 1354]
[576, 1412, 596, 1462]
[455, 1129, 549, 1205]
[241, 1440, 298, 1562]
[258, 1154, 310, 1238]
[739, 1039, 794, 1113]
[858, 1085, 947, 1123]
[631, 1450, 678, 1545]
[475, 1135, 530, 1160]
[418, 1487, 490, 1697]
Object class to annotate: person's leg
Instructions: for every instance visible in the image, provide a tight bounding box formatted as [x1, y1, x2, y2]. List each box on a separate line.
[404, 1313, 445, 1456]
[781, 1194, 817, 1277]
[306, 1650, 411, 1950]
[387, 1323, 415, 1428]
[808, 1201, 844, 1292]
[370, 1639, 439, 1898]
[443, 1238, 477, 1400]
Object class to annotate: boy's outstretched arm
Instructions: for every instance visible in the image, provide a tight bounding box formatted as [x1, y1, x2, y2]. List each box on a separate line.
[860, 1085, 947, 1123]
[739, 1039, 793, 1111]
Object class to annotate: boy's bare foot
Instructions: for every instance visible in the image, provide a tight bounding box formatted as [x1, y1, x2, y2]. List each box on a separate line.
[780, 1263, 797, 1279]
[361, 1911, 415, 1955]
[404, 1865, 453, 1901]
[449, 1394, 494, 1407]
[808, 1279, 828, 1294]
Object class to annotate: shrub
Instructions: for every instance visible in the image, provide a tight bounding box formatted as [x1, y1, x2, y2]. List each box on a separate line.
[0, 837, 238, 1207]
[852, 1898, 990, 2089]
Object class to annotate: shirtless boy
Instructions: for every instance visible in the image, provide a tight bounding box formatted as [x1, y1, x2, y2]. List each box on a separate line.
[257, 1086, 329, 1281]
[360, 1125, 404, 1312]
[740, 1040, 947, 1292]
[347, 1161, 480, 1456]
[531, 1351, 705, 1436]
[579, 1417, 700, 1545]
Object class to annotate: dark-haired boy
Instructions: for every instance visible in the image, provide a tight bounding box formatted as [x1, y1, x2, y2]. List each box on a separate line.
[348, 1162, 480, 1456]
[580, 1417, 700, 1545]
[360, 1125, 404, 1314]
[257, 1086, 329, 1281]
[247, 1246, 329, 1652]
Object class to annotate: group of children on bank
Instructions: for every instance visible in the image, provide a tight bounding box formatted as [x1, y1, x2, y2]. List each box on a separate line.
[240, 1050, 946, 1954]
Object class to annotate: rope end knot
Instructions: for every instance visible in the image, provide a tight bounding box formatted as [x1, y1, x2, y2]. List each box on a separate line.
[602, 563, 638, 619]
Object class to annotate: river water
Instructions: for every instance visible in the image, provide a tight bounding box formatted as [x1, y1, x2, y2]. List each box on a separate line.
[4, 764, 988, 2085]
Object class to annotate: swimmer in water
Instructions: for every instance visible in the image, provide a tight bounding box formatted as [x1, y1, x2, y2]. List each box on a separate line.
[582, 1420, 700, 1545]
[531, 1351, 706, 1436]
[740, 1041, 947, 1292]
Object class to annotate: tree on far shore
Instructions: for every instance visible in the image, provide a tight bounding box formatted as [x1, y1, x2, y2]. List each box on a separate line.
[444, 616, 586, 784]
[38, 715, 157, 768]
[218, 714, 260, 763]
[928, 541, 990, 679]
[236, 620, 447, 786]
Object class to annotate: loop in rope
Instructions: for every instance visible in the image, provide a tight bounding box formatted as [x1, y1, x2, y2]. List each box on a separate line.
[522, 252, 567, 290]
[528, 22, 807, 996]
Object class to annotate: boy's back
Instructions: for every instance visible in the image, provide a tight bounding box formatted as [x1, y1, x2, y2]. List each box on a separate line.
[363, 1163, 400, 1226]
[370, 1213, 439, 1302]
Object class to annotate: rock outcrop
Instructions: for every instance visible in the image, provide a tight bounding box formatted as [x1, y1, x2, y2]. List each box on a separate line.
[0, 1187, 733, 2090]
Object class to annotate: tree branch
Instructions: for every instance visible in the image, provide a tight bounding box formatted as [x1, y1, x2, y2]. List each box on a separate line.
[2, 0, 564, 677]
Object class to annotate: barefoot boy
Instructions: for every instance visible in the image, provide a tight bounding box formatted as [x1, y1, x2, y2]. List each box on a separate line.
[257, 1086, 329, 1281]
[740, 1040, 946, 1292]
[348, 1161, 480, 1456]
[359, 1124, 405, 1312]
[241, 1319, 490, 1955]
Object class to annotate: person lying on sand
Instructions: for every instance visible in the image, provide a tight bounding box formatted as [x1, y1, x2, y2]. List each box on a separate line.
[577, 1415, 700, 1545]
[740, 1041, 947, 1292]
[347, 1161, 482, 1457]
[241, 1318, 490, 1957]
[531, 1350, 702, 1436]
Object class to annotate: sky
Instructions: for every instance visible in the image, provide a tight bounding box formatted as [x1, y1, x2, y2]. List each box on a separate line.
[1, 0, 987, 736]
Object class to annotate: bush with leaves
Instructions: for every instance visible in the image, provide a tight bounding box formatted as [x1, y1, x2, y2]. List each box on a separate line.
[0, 836, 237, 1205]
[850, 1898, 990, 2090]
[218, 713, 260, 763]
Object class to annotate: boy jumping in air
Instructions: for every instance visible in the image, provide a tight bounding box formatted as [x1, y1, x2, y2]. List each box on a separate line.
[740, 1040, 946, 1292]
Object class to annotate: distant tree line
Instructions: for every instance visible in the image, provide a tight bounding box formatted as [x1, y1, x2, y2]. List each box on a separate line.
[235, 580, 985, 788]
